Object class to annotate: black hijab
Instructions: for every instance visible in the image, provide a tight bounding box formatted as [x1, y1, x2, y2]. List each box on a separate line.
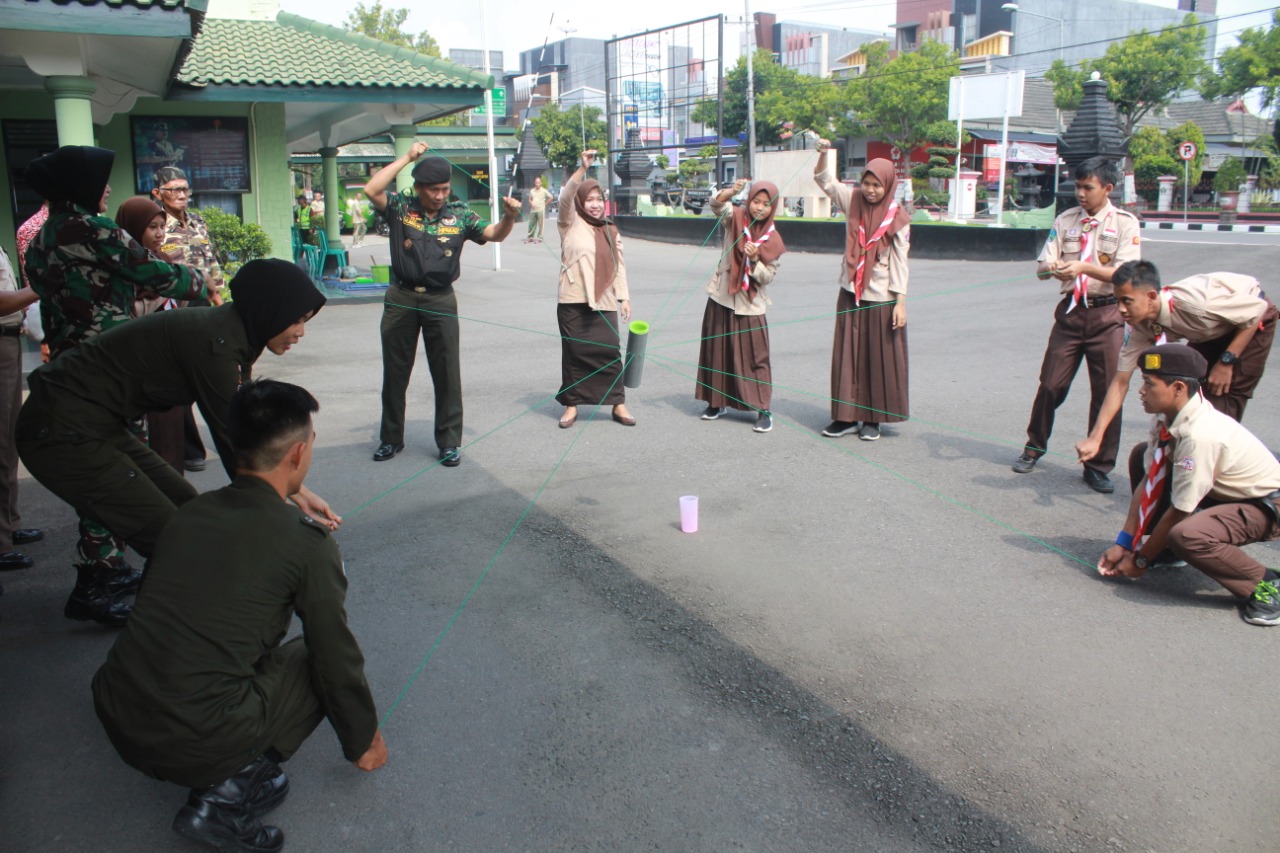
[229, 259, 326, 355]
[25, 145, 114, 213]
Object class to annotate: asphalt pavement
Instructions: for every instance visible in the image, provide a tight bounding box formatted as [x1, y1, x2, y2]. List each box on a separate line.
[1, 223, 1277, 852]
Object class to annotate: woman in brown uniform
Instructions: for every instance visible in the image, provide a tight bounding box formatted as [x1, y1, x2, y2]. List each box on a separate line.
[813, 144, 911, 441]
[695, 178, 786, 432]
[555, 149, 635, 428]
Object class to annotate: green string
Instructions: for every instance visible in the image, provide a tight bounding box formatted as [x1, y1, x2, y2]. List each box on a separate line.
[378, 356, 627, 726]
[647, 354, 1097, 571]
[645, 350, 1061, 461]
[344, 354, 623, 521]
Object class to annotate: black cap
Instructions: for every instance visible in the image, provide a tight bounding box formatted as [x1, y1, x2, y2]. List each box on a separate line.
[1138, 343, 1207, 380]
[411, 156, 450, 185]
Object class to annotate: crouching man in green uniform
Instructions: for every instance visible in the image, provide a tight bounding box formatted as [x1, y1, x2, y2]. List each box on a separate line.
[92, 379, 388, 853]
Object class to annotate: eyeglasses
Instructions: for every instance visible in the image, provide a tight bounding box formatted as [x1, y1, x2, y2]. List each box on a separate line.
[160, 186, 191, 196]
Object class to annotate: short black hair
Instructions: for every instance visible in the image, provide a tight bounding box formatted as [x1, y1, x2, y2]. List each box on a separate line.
[1149, 374, 1202, 396]
[1075, 157, 1120, 188]
[228, 379, 320, 473]
[1112, 260, 1160, 290]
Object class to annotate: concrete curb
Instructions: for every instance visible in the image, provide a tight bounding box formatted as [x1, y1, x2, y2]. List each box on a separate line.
[1139, 220, 1280, 234]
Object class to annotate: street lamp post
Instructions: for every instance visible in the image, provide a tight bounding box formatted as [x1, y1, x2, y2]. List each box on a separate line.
[1001, 2, 1064, 65]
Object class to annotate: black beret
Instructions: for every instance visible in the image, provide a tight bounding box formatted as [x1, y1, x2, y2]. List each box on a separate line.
[411, 156, 450, 185]
[1138, 343, 1207, 379]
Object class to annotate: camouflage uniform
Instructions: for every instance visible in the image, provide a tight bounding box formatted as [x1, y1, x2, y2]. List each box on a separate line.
[160, 209, 225, 304]
[25, 200, 206, 575]
[27, 200, 206, 359]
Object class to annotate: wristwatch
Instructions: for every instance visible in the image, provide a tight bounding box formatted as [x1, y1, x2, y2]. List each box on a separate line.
[1133, 553, 1151, 570]
[1220, 351, 1238, 365]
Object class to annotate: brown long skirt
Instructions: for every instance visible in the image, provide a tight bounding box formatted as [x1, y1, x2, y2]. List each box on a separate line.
[146, 407, 186, 474]
[831, 290, 908, 423]
[556, 303, 625, 407]
[695, 299, 772, 411]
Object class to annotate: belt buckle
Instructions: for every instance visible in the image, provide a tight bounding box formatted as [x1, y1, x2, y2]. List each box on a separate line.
[413, 286, 427, 294]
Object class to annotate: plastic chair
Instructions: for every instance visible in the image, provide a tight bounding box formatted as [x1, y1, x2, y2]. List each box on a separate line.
[300, 243, 323, 283]
[313, 229, 349, 273]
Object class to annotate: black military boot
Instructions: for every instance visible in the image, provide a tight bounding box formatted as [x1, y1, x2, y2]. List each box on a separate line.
[172, 757, 286, 852]
[103, 560, 144, 596]
[63, 566, 131, 626]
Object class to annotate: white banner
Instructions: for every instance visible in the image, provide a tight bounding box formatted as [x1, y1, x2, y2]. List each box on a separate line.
[984, 142, 1057, 166]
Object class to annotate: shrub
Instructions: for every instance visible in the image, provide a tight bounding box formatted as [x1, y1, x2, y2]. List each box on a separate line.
[197, 206, 272, 283]
[1213, 156, 1247, 193]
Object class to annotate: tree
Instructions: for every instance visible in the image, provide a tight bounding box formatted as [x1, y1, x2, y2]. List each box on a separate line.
[344, 1, 440, 56]
[1129, 122, 1205, 202]
[1213, 156, 1247, 193]
[1203, 10, 1280, 110]
[343, 2, 468, 126]
[835, 40, 960, 154]
[691, 50, 840, 146]
[529, 103, 607, 169]
[1046, 14, 1208, 141]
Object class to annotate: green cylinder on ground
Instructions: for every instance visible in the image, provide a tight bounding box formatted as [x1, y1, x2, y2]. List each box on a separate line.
[623, 320, 649, 388]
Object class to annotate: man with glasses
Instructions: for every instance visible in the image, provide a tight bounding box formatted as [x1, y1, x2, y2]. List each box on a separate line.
[152, 166, 225, 474]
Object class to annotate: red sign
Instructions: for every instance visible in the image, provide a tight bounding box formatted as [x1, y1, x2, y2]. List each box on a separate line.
[1178, 141, 1197, 161]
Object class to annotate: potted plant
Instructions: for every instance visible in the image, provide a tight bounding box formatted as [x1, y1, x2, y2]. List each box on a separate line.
[1214, 156, 1247, 211]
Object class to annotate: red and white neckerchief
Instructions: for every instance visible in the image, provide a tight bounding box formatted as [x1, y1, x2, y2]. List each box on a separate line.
[852, 201, 899, 305]
[1065, 216, 1098, 313]
[1134, 421, 1174, 542]
[739, 223, 775, 292]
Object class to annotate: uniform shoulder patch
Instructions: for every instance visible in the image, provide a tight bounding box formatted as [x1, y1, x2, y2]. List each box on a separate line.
[300, 514, 332, 536]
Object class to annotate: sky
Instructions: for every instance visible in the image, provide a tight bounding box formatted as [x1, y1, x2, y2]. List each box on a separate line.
[276, 0, 1279, 77]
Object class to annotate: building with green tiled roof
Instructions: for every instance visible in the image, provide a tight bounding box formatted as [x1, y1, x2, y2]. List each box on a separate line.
[0, 0, 495, 264]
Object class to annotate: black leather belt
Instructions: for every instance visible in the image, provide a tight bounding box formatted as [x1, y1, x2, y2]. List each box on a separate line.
[0, 326, 20, 337]
[1081, 295, 1117, 308]
[396, 283, 434, 294]
[1257, 489, 1280, 527]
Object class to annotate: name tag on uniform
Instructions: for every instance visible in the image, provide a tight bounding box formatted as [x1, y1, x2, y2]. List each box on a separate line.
[403, 213, 424, 231]
[437, 226, 461, 236]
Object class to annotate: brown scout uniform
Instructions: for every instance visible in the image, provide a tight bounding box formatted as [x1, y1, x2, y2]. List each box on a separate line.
[1119, 272, 1276, 421]
[1024, 202, 1140, 473]
[1141, 394, 1280, 598]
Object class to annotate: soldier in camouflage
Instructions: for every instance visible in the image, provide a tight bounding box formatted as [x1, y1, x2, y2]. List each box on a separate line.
[23, 145, 207, 626]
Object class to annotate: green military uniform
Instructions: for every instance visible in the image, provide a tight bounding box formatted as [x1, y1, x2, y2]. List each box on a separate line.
[26, 200, 205, 359]
[18, 306, 254, 556]
[92, 475, 378, 787]
[26, 198, 207, 580]
[379, 190, 488, 450]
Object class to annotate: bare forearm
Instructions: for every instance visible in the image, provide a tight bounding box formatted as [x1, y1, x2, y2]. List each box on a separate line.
[365, 156, 411, 209]
[482, 211, 518, 242]
[1224, 323, 1259, 361]
[1139, 508, 1188, 558]
[1087, 371, 1133, 441]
